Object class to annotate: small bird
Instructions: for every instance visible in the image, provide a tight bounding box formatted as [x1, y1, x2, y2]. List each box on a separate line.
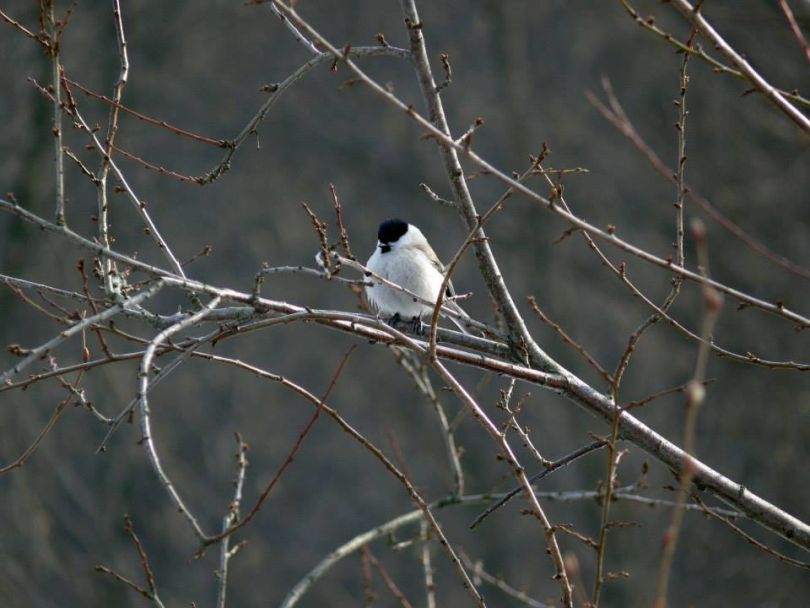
[365, 218, 471, 333]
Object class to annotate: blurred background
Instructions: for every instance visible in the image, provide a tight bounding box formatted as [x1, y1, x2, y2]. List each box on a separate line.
[1, 1, 808, 606]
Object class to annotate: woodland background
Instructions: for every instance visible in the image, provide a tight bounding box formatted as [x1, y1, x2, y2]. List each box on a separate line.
[0, 1, 808, 606]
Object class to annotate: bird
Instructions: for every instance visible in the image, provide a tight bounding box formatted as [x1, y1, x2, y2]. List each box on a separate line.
[365, 218, 472, 334]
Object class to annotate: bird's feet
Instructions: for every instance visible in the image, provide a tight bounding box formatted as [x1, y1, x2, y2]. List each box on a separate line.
[386, 314, 424, 335]
[409, 316, 424, 335]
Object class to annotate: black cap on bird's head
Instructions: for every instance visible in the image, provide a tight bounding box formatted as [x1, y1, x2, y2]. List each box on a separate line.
[377, 218, 409, 245]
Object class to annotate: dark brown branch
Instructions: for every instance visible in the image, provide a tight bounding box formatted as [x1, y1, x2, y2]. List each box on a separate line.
[62, 76, 228, 148]
[198, 345, 356, 551]
[469, 439, 606, 529]
[777, 0, 810, 64]
[528, 296, 613, 386]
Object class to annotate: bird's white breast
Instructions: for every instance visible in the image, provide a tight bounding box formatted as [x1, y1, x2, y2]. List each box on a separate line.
[365, 247, 445, 319]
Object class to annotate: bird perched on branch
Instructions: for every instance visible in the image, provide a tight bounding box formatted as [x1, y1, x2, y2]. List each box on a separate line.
[365, 218, 472, 334]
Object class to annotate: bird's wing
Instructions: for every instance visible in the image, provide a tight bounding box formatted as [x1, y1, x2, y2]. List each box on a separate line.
[415, 240, 456, 297]
[415, 240, 472, 334]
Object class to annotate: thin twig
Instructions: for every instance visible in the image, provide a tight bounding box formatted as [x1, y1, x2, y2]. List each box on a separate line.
[654, 219, 723, 608]
[623, 379, 713, 411]
[461, 551, 553, 608]
[435, 52, 451, 92]
[0, 282, 164, 386]
[364, 549, 415, 608]
[360, 547, 376, 606]
[198, 46, 410, 184]
[0, 8, 42, 43]
[267, 0, 321, 54]
[2, 279, 70, 324]
[594, 51, 692, 605]
[420, 519, 437, 608]
[588, 77, 810, 282]
[301, 202, 331, 273]
[431, 357, 572, 606]
[498, 379, 548, 467]
[691, 492, 810, 570]
[96, 514, 166, 608]
[64, 77, 226, 148]
[419, 182, 455, 207]
[76, 258, 113, 358]
[0, 383, 74, 474]
[48, 77, 189, 280]
[469, 439, 606, 529]
[45, 3, 66, 226]
[389, 348, 465, 496]
[330, 183, 354, 259]
[95, 566, 155, 604]
[0, 273, 95, 303]
[109, 143, 205, 184]
[618, 0, 810, 109]
[777, 0, 810, 64]
[96, 0, 128, 295]
[216, 433, 249, 608]
[199, 346, 356, 551]
[669, 0, 809, 132]
[528, 296, 613, 386]
[124, 515, 159, 597]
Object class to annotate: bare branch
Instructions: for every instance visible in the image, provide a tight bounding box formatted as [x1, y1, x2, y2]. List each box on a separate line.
[137, 296, 224, 542]
[200, 346, 355, 550]
[655, 220, 723, 608]
[430, 357, 573, 606]
[0, 8, 42, 43]
[0, 381, 72, 474]
[364, 548, 415, 608]
[589, 78, 810, 282]
[692, 492, 810, 570]
[618, 0, 810, 110]
[0, 281, 164, 386]
[260, 6, 810, 331]
[469, 439, 606, 529]
[95, 514, 166, 608]
[777, 0, 810, 64]
[215, 433, 247, 608]
[199, 46, 410, 184]
[462, 551, 553, 608]
[1, 199, 808, 550]
[389, 348, 465, 496]
[528, 296, 613, 386]
[49, 79, 189, 280]
[64, 77, 226, 148]
[668, 0, 810, 132]
[46, 4, 65, 226]
[420, 519, 437, 608]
